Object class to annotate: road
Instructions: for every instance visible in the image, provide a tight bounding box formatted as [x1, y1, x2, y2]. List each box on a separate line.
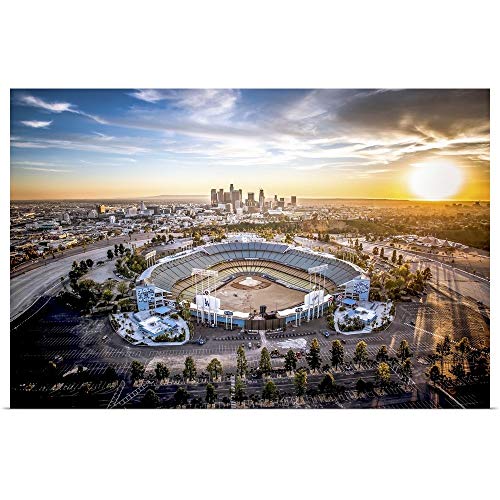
[11, 232, 153, 278]
[309, 236, 490, 308]
[10, 238, 152, 321]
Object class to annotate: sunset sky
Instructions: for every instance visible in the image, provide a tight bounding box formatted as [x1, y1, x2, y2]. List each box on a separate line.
[10, 89, 490, 200]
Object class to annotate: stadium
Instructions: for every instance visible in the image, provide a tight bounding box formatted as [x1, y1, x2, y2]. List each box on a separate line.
[136, 235, 370, 331]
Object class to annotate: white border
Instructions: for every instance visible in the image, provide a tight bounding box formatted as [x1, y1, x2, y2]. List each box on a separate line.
[1, 1, 497, 499]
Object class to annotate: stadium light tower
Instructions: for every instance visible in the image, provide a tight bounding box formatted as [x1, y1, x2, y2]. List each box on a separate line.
[307, 264, 328, 320]
[191, 268, 219, 326]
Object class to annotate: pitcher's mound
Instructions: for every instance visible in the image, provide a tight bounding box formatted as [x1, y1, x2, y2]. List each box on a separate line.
[239, 276, 261, 287]
[230, 276, 272, 290]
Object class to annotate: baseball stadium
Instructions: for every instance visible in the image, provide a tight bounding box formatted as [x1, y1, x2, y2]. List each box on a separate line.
[136, 236, 370, 330]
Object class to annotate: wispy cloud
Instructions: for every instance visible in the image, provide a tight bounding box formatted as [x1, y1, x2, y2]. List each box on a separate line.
[11, 133, 150, 155]
[20, 120, 53, 128]
[18, 94, 107, 124]
[19, 166, 73, 173]
[11, 161, 73, 173]
[129, 89, 239, 122]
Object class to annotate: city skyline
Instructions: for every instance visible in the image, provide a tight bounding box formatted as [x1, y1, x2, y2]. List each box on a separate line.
[10, 89, 490, 200]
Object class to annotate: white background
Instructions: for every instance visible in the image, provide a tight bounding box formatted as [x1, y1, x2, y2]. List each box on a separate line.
[0, 1, 497, 499]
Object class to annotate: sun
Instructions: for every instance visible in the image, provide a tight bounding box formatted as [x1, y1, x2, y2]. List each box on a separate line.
[409, 161, 464, 200]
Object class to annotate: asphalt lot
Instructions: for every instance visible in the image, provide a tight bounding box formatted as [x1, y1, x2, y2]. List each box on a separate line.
[10, 283, 490, 408]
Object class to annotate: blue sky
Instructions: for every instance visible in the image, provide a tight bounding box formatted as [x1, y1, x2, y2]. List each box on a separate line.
[10, 89, 490, 199]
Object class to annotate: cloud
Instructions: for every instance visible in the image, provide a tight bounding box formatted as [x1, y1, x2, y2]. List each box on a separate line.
[11, 133, 150, 155]
[19, 95, 74, 113]
[129, 89, 239, 122]
[12, 161, 73, 173]
[18, 94, 107, 124]
[11, 89, 490, 181]
[20, 120, 53, 128]
[19, 167, 73, 173]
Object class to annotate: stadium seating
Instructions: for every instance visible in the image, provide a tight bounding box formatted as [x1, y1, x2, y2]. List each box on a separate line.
[148, 241, 362, 298]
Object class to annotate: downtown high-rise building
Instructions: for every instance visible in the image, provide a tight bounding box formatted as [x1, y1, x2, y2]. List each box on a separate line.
[247, 192, 255, 207]
[291, 195, 297, 206]
[211, 189, 218, 206]
[259, 188, 265, 209]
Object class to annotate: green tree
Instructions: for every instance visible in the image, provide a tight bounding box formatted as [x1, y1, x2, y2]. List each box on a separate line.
[183, 356, 197, 381]
[397, 340, 412, 362]
[206, 358, 223, 381]
[456, 337, 471, 364]
[102, 288, 113, 303]
[118, 243, 125, 255]
[236, 345, 248, 378]
[400, 358, 413, 387]
[306, 338, 321, 372]
[391, 249, 397, 263]
[376, 362, 391, 388]
[353, 341, 368, 368]
[130, 360, 145, 384]
[380, 247, 385, 259]
[450, 361, 466, 381]
[116, 281, 129, 296]
[436, 335, 452, 372]
[205, 383, 217, 406]
[234, 377, 247, 404]
[262, 380, 278, 402]
[428, 365, 441, 386]
[103, 366, 118, 384]
[284, 349, 297, 372]
[259, 347, 272, 376]
[373, 246, 379, 255]
[294, 369, 307, 398]
[355, 378, 366, 397]
[397, 254, 403, 265]
[86, 258, 94, 268]
[155, 362, 170, 383]
[422, 267, 432, 281]
[376, 345, 389, 362]
[141, 388, 160, 408]
[318, 373, 336, 394]
[330, 340, 344, 370]
[173, 387, 190, 407]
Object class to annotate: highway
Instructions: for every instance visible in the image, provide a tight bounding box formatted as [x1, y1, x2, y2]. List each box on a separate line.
[10, 235, 195, 321]
[337, 237, 490, 308]
[10, 237, 151, 321]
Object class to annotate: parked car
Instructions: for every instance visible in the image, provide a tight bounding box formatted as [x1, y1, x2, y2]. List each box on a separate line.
[322, 330, 330, 338]
[198, 338, 206, 345]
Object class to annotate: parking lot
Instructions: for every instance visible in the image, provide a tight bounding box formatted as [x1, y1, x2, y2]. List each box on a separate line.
[11, 285, 490, 408]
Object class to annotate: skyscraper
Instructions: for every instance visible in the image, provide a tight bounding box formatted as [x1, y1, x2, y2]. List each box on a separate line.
[259, 188, 265, 209]
[291, 195, 297, 206]
[232, 189, 241, 210]
[211, 188, 218, 206]
[218, 188, 224, 204]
